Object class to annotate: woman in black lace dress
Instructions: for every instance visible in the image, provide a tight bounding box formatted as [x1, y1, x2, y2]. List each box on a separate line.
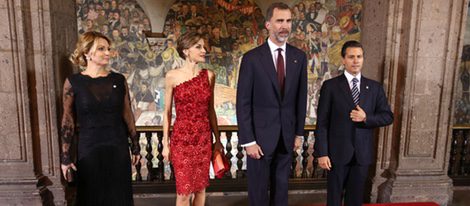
[60, 31, 141, 205]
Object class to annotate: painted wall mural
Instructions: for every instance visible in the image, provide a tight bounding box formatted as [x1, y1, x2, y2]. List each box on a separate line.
[76, 0, 363, 126]
[291, 0, 362, 124]
[454, 1, 470, 125]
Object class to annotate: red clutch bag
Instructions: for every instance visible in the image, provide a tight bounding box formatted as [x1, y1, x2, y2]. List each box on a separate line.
[212, 150, 229, 179]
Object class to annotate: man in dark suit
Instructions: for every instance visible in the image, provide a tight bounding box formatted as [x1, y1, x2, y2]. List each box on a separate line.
[236, 2, 308, 206]
[314, 40, 394, 206]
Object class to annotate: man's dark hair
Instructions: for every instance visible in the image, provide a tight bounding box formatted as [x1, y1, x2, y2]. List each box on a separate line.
[265, 2, 290, 22]
[341, 40, 364, 58]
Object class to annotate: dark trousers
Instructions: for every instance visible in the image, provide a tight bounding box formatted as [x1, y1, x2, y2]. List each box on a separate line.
[327, 156, 369, 206]
[247, 137, 292, 206]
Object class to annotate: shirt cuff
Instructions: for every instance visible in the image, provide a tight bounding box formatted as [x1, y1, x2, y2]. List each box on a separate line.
[241, 141, 256, 147]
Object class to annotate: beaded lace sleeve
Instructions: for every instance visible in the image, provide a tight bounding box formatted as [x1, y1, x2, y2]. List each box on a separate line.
[123, 80, 140, 155]
[60, 78, 75, 165]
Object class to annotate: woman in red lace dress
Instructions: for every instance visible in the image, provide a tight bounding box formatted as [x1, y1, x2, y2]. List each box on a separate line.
[162, 31, 224, 206]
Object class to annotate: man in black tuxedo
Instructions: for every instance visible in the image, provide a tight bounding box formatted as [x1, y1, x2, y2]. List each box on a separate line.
[314, 40, 393, 206]
[236, 2, 308, 206]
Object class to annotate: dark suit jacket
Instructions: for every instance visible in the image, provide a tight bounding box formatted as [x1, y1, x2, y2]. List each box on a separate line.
[314, 74, 393, 165]
[236, 43, 308, 155]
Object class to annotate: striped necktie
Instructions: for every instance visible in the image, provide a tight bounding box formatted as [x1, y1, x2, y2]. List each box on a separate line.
[352, 78, 359, 105]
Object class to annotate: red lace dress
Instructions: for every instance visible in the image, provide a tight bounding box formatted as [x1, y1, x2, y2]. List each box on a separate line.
[171, 69, 212, 195]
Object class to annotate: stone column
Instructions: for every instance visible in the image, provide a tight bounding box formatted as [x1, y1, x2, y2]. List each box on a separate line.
[0, 0, 76, 205]
[371, 0, 467, 205]
[361, 0, 390, 81]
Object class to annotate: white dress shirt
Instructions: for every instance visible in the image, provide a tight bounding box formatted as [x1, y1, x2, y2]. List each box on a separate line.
[268, 38, 286, 75]
[344, 70, 361, 92]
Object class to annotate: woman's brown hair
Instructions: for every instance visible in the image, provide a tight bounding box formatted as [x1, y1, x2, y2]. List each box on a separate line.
[176, 31, 203, 60]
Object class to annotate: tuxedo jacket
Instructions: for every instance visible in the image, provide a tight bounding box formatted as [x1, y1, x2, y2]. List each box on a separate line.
[314, 74, 393, 165]
[236, 43, 308, 155]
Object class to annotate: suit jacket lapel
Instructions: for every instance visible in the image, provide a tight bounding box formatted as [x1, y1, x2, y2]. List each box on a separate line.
[284, 45, 295, 101]
[339, 74, 355, 109]
[359, 77, 370, 107]
[260, 43, 281, 100]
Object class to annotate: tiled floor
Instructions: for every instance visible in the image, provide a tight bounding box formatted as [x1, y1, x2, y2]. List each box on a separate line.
[134, 187, 469, 206]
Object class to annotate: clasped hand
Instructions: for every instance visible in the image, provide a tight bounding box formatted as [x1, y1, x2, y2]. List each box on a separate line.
[350, 105, 366, 122]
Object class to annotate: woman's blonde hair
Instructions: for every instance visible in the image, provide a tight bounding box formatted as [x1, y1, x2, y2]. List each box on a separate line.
[69, 31, 111, 67]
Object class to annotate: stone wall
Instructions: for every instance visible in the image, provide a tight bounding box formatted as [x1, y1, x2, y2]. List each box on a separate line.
[370, 0, 467, 205]
[0, 0, 76, 205]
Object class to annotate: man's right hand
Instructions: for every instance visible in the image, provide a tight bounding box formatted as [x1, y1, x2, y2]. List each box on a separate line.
[245, 144, 264, 159]
[318, 156, 332, 170]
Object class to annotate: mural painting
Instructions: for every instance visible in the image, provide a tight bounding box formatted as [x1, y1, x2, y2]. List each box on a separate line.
[76, 0, 363, 126]
[455, 2, 470, 125]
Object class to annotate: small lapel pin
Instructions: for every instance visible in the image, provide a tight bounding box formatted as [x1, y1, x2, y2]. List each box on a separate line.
[366, 86, 369, 89]
[294, 60, 298, 63]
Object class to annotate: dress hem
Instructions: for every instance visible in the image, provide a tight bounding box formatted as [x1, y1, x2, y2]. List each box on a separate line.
[175, 182, 210, 196]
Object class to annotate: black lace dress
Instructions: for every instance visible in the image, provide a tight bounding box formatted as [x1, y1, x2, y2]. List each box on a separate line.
[60, 72, 140, 206]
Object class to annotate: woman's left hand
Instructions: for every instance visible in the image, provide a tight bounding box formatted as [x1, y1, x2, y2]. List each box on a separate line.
[132, 154, 141, 166]
[213, 141, 224, 153]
